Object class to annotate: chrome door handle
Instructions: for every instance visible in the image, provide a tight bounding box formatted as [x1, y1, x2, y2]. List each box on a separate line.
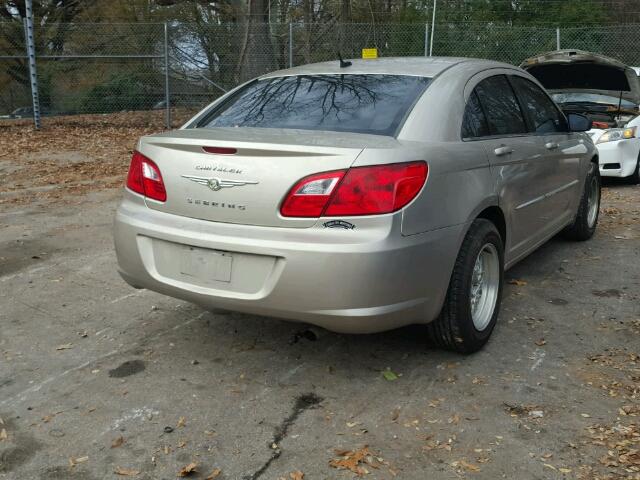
[545, 142, 559, 150]
[494, 146, 513, 156]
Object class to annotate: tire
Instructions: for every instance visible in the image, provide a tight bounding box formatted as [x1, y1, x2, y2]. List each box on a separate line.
[563, 162, 600, 241]
[627, 156, 640, 185]
[427, 219, 504, 354]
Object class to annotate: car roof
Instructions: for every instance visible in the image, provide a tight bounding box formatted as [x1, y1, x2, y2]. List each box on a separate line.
[260, 56, 513, 79]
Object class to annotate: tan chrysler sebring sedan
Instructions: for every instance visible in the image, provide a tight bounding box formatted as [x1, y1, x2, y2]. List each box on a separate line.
[114, 57, 599, 353]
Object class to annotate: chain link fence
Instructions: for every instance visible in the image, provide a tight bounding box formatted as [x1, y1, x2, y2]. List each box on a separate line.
[3, 21, 640, 128]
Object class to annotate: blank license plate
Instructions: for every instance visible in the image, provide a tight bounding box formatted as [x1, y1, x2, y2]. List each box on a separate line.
[179, 246, 233, 283]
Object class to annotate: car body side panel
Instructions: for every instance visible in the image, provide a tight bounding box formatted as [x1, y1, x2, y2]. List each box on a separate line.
[398, 142, 496, 237]
[543, 133, 590, 217]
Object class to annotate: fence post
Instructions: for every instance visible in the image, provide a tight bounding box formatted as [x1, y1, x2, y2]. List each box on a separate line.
[164, 22, 171, 129]
[289, 23, 293, 68]
[23, 0, 40, 130]
[556, 27, 561, 50]
[424, 24, 429, 57]
[429, 0, 437, 56]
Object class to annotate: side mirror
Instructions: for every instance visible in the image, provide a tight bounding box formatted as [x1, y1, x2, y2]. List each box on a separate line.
[567, 113, 592, 132]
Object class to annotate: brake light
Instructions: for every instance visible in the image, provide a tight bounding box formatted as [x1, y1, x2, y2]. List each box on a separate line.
[126, 151, 167, 202]
[280, 161, 427, 217]
[202, 146, 237, 155]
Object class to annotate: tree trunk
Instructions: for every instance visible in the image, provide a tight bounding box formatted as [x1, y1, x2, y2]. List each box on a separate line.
[237, 0, 277, 82]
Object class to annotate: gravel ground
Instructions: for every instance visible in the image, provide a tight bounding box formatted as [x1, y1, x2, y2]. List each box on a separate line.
[0, 116, 639, 480]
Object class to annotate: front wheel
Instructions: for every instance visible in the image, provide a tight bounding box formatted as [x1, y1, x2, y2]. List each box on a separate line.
[563, 162, 600, 241]
[627, 156, 640, 185]
[427, 219, 504, 354]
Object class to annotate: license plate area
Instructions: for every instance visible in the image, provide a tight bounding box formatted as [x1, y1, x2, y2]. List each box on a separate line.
[179, 246, 233, 283]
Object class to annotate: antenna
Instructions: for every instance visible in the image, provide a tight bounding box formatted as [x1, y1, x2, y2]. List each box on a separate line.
[338, 52, 352, 68]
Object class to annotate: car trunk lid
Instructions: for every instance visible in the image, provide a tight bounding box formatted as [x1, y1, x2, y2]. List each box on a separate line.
[138, 127, 399, 228]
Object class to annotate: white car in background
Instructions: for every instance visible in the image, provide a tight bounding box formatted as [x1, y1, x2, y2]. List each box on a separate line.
[522, 50, 640, 183]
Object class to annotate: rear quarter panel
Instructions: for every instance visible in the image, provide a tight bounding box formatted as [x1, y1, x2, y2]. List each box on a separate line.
[397, 142, 496, 236]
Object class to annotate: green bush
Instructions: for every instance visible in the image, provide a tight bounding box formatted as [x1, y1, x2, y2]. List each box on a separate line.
[81, 72, 157, 113]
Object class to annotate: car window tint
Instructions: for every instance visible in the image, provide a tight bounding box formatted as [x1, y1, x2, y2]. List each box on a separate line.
[474, 75, 527, 136]
[196, 74, 431, 136]
[511, 76, 567, 133]
[461, 91, 490, 139]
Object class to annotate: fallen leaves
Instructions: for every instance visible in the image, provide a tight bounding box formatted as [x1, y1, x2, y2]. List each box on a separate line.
[504, 403, 543, 418]
[587, 422, 640, 476]
[0, 428, 7, 441]
[111, 435, 125, 448]
[114, 466, 140, 476]
[289, 471, 304, 480]
[508, 279, 527, 286]
[382, 368, 399, 381]
[534, 338, 547, 347]
[177, 416, 187, 428]
[178, 462, 198, 477]
[205, 469, 221, 480]
[620, 404, 640, 416]
[0, 111, 192, 207]
[56, 343, 73, 351]
[330, 446, 379, 476]
[69, 456, 89, 467]
[452, 459, 481, 472]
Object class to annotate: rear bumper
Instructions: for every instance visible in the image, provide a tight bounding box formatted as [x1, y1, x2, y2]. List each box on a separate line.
[596, 139, 640, 177]
[113, 192, 464, 333]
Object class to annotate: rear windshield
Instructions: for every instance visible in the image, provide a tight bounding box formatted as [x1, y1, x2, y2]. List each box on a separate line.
[195, 74, 431, 136]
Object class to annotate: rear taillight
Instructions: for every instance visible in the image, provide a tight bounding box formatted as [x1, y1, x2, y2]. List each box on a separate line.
[126, 151, 167, 202]
[280, 161, 427, 218]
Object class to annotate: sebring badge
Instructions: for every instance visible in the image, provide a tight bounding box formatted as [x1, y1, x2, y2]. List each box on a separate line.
[181, 175, 258, 192]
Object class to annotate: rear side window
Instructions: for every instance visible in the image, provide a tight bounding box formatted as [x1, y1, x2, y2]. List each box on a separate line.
[474, 75, 527, 136]
[461, 91, 489, 139]
[510, 76, 567, 133]
[196, 74, 431, 136]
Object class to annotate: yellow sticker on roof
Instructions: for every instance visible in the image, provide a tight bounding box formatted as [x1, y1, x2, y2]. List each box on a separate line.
[362, 48, 378, 59]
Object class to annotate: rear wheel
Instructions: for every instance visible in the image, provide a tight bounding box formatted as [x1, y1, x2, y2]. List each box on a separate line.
[563, 162, 600, 241]
[427, 219, 504, 354]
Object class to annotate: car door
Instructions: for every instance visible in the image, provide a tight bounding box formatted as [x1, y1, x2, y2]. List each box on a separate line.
[465, 74, 549, 261]
[509, 75, 583, 229]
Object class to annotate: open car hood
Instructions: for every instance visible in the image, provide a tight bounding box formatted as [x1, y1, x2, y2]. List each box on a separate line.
[520, 49, 640, 105]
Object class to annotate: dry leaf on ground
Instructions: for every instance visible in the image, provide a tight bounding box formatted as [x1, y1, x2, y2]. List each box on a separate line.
[508, 279, 527, 286]
[177, 416, 186, 428]
[178, 462, 198, 477]
[69, 456, 89, 467]
[111, 436, 125, 448]
[205, 469, 221, 480]
[453, 459, 481, 472]
[290, 471, 304, 480]
[330, 446, 379, 476]
[114, 466, 140, 476]
[0, 429, 7, 441]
